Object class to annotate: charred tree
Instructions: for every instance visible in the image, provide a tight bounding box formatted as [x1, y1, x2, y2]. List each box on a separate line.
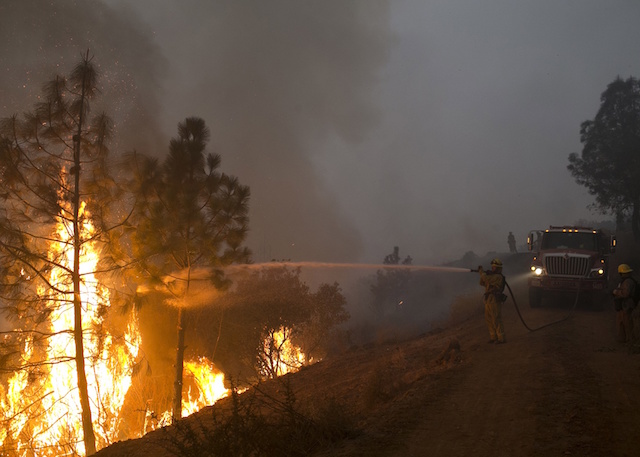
[126, 117, 250, 423]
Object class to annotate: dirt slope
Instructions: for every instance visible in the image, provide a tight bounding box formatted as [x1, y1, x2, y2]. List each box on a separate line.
[97, 276, 640, 457]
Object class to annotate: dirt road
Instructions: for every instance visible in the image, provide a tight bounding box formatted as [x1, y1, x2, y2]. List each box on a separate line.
[391, 296, 640, 457]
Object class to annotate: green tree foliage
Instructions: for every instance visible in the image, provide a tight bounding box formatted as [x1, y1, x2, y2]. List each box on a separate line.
[0, 53, 122, 455]
[568, 76, 640, 240]
[125, 117, 250, 422]
[370, 246, 413, 317]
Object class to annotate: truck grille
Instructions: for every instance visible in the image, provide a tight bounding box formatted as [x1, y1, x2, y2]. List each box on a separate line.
[544, 254, 590, 277]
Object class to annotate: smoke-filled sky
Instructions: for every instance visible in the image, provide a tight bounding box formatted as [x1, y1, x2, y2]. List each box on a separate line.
[2, 0, 640, 265]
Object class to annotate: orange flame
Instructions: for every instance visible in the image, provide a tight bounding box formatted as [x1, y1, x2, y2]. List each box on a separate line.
[0, 206, 140, 456]
[1, 204, 311, 455]
[261, 326, 307, 378]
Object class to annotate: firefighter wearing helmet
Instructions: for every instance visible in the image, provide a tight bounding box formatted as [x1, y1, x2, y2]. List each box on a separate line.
[613, 263, 636, 343]
[477, 258, 507, 344]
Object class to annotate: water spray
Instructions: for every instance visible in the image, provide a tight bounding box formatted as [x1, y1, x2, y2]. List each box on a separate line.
[225, 261, 474, 273]
[226, 261, 579, 332]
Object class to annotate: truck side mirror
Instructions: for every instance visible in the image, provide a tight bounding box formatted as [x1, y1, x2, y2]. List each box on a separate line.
[527, 232, 534, 251]
[610, 235, 616, 253]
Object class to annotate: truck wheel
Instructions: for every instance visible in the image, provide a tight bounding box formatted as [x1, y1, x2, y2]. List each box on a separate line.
[529, 288, 543, 308]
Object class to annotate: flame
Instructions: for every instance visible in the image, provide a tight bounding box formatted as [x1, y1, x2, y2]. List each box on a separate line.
[182, 357, 229, 417]
[1, 202, 310, 455]
[143, 357, 229, 432]
[261, 326, 307, 378]
[0, 206, 140, 456]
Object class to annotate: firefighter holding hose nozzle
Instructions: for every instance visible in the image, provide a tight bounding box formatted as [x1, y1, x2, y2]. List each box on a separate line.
[477, 258, 507, 344]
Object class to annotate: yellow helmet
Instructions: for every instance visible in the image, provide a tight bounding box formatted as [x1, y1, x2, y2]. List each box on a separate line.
[490, 258, 503, 268]
[618, 264, 633, 274]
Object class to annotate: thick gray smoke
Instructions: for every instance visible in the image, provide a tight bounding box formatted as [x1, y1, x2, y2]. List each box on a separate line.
[129, 0, 392, 262]
[2, 0, 392, 264]
[0, 0, 167, 154]
[207, 2, 391, 262]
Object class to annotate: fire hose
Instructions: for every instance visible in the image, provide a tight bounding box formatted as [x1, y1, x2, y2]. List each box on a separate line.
[470, 269, 582, 332]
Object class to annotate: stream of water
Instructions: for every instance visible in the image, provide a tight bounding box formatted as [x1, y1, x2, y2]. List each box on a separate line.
[226, 261, 473, 273]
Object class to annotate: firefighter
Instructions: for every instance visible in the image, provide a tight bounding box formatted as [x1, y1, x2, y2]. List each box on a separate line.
[477, 258, 507, 344]
[613, 263, 635, 343]
[507, 232, 517, 253]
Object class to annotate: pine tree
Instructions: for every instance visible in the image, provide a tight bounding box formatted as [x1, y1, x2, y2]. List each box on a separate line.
[0, 52, 118, 455]
[126, 117, 251, 422]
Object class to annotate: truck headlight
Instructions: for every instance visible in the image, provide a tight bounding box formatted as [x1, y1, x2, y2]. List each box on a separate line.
[589, 268, 605, 277]
[531, 266, 544, 276]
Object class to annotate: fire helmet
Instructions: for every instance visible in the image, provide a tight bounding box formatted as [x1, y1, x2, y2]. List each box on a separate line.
[618, 264, 633, 274]
[490, 258, 503, 268]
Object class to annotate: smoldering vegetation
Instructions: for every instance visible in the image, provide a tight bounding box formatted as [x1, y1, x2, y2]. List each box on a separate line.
[301, 265, 476, 343]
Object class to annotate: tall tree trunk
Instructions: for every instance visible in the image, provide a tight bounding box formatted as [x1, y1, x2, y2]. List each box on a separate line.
[72, 53, 97, 455]
[172, 307, 186, 423]
[73, 239, 96, 455]
[173, 248, 193, 423]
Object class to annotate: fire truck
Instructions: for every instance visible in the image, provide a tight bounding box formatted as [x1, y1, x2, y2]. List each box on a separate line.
[527, 226, 616, 308]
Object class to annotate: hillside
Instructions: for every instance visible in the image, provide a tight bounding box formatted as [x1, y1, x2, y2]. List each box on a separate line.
[96, 257, 640, 457]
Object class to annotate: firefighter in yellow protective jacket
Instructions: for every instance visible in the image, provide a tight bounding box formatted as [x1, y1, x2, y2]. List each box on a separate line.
[478, 258, 507, 344]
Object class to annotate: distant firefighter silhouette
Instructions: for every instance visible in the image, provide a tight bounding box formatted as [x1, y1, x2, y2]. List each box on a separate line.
[507, 232, 517, 253]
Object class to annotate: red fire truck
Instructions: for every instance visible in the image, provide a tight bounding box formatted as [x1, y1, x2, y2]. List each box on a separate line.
[527, 226, 616, 308]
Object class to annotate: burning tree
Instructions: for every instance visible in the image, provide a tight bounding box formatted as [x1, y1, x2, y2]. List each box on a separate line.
[204, 266, 349, 381]
[0, 53, 132, 455]
[125, 117, 250, 423]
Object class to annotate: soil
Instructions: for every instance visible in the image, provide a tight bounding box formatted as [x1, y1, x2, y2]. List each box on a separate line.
[96, 270, 640, 457]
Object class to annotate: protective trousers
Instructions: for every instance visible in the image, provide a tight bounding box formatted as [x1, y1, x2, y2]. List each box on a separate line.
[484, 295, 505, 343]
[616, 309, 633, 343]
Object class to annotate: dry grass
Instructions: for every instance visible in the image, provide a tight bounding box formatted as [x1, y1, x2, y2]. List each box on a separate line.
[442, 293, 483, 327]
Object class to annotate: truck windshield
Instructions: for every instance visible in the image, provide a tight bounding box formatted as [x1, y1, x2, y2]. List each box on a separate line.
[541, 232, 597, 251]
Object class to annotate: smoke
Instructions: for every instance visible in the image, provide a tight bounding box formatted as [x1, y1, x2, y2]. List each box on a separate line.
[0, 0, 167, 154]
[111, 0, 393, 263]
[2, 0, 392, 263]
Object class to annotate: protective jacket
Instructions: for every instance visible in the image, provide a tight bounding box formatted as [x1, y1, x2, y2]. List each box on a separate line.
[480, 270, 506, 302]
[613, 276, 636, 312]
[479, 269, 506, 343]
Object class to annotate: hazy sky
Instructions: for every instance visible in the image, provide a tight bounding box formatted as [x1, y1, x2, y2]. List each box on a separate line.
[3, 0, 640, 265]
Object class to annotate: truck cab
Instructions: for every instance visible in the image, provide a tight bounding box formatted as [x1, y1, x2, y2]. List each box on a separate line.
[527, 226, 616, 308]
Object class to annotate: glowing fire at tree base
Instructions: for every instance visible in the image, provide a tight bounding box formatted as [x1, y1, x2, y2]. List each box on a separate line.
[0, 215, 309, 456]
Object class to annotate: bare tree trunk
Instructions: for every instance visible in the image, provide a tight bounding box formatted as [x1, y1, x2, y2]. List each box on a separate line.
[72, 52, 97, 455]
[172, 307, 186, 423]
[73, 249, 96, 455]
